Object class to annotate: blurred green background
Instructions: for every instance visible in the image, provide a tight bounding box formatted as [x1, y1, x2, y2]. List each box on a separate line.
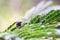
[0, 0, 42, 31]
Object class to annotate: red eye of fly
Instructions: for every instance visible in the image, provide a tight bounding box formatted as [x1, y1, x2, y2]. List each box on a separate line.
[16, 22, 22, 27]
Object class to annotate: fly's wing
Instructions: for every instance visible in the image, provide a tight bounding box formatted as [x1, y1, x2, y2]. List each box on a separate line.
[19, 1, 53, 25]
[24, 0, 53, 19]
